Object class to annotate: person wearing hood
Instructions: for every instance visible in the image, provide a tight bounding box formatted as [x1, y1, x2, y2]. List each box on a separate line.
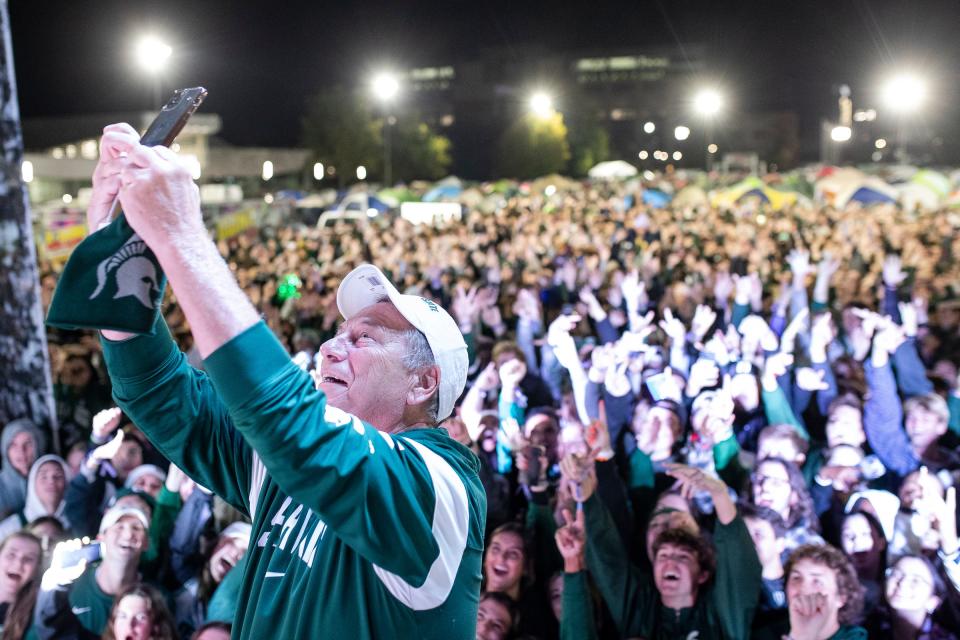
[0, 420, 45, 521]
[0, 455, 71, 542]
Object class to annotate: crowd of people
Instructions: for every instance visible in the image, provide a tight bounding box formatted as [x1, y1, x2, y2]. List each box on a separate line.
[10, 179, 960, 638]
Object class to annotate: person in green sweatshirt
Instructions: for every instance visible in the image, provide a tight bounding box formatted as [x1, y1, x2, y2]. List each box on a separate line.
[581, 460, 762, 639]
[82, 124, 487, 639]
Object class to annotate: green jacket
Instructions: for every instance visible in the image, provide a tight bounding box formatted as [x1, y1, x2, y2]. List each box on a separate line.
[583, 494, 761, 639]
[103, 319, 487, 639]
[561, 571, 597, 640]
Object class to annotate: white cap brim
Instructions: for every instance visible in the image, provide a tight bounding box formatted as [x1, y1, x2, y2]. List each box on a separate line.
[336, 264, 467, 421]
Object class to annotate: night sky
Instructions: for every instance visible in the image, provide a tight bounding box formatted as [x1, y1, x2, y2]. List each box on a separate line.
[10, 0, 960, 158]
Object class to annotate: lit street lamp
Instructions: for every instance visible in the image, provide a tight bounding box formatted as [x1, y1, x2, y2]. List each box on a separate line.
[674, 126, 690, 141]
[135, 36, 172, 106]
[372, 72, 400, 186]
[693, 88, 723, 170]
[529, 92, 553, 118]
[883, 72, 927, 159]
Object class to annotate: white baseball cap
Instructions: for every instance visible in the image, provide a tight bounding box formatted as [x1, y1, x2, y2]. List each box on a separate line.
[99, 505, 150, 533]
[336, 264, 468, 422]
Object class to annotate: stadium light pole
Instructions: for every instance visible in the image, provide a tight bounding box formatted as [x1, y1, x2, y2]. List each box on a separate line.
[693, 88, 723, 170]
[882, 73, 926, 161]
[135, 36, 172, 107]
[529, 91, 554, 118]
[372, 72, 400, 187]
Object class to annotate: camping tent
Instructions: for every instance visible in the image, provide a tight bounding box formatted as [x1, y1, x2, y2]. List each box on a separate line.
[588, 160, 638, 179]
[711, 176, 799, 210]
[814, 168, 897, 207]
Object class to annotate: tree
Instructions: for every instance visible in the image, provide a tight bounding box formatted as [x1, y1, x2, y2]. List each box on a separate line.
[301, 86, 381, 187]
[495, 112, 571, 179]
[388, 119, 452, 182]
[568, 120, 610, 177]
[0, 0, 57, 447]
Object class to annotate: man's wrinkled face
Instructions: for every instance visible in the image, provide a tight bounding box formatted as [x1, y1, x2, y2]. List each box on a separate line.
[653, 542, 706, 602]
[826, 405, 865, 448]
[318, 302, 418, 429]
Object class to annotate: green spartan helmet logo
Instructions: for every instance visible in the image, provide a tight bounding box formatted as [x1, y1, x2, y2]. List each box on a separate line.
[89, 234, 160, 309]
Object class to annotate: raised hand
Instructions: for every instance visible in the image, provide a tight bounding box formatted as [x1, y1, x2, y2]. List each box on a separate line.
[42, 539, 90, 591]
[787, 248, 813, 282]
[658, 308, 687, 345]
[498, 359, 527, 394]
[691, 305, 718, 342]
[795, 367, 830, 392]
[686, 358, 721, 398]
[816, 251, 841, 282]
[663, 463, 736, 523]
[808, 312, 834, 361]
[788, 593, 834, 640]
[451, 285, 480, 329]
[87, 431, 124, 472]
[547, 313, 582, 371]
[91, 407, 124, 441]
[779, 307, 810, 355]
[872, 314, 906, 355]
[898, 301, 919, 338]
[512, 288, 542, 323]
[882, 254, 907, 288]
[554, 507, 587, 572]
[620, 269, 646, 310]
[559, 453, 597, 503]
[475, 362, 500, 392]
[88, 123, 141, 233]
[713, 270, 734, 304]
[579, 287, 606, 321]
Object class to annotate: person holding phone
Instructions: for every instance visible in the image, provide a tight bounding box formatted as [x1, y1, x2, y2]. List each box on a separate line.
[81, 124, 486, 639]
[35, 505, 151, 639]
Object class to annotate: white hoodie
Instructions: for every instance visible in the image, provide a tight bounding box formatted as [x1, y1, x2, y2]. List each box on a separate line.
[0, 454, 71, 541]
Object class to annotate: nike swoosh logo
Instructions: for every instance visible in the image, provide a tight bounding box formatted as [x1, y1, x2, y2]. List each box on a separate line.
[264, 571, 286, 579]
[71, 606, 92, 615]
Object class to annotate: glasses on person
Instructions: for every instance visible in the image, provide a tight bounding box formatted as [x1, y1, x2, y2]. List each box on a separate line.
[886, 567, 933, 590]
[752, 474, 790, 490]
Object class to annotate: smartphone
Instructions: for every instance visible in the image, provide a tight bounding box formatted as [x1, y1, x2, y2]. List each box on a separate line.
[645, 371, 672, 402]
[108, 86, 208, 220]
[521, 445, 545, 486]
[57, 542, 102, 570]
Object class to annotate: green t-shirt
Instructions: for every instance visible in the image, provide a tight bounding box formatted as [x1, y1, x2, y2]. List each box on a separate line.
[103, 319, 487, 640]
[68, 565, 114, 637]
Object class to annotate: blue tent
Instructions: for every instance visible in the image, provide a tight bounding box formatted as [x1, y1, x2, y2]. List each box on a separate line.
[848, 187, 896, 205]
[423, 184, 464, 202]
[641, 189, 671, 208]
